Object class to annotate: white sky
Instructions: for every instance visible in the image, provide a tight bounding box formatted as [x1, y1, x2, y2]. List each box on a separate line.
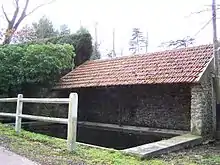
[0, 0, 219, 58]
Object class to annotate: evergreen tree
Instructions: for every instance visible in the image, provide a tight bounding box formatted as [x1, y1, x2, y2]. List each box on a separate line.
[60, 24, 71, 35]
[129, 28, 148, 54]
[32, 16, 58, 39]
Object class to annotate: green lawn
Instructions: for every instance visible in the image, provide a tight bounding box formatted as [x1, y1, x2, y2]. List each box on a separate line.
[0, 123, 219, 165]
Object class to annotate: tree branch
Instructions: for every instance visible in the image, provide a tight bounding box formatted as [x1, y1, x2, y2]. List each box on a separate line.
[14, 0, 29, 30]
[2, 0, 55, 44]
[10, 0, 20, 26]
[26, 0, 56, 16]
[1, 5, 10, 23]
[14, 0, 19, 6]
[185, 7, 220, 18]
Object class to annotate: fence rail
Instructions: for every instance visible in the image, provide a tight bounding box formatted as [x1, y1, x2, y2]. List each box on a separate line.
[0, 98, 17, 102]
[20, 98, 70, 104]
[0, 93, 78, 152]
[0, 112, 16, 118]
[19, 114, 68, 124]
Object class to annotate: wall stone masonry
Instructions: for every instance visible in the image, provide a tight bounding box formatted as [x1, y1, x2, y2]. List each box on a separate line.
[191, 61, 216, 136]
[64, 84, 192, 131]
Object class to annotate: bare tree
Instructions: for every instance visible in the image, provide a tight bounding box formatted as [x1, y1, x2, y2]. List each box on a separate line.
[1, 0, 55, 44]
[160, 36, 195, 49]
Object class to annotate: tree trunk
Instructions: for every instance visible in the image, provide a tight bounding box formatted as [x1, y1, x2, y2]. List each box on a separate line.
[3, 35, 12, 44]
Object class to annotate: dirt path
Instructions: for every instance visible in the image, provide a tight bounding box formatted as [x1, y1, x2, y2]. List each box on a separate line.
[0, 146, 39, 165]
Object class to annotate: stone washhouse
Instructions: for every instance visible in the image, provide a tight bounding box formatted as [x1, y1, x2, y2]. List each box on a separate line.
[55, 44, 220, 139]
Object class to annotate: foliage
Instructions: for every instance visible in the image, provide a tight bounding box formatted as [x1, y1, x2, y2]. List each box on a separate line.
[129, 28, 148, 54]
[12, 25, 37, 43]
[32, 27, 93, 66]
[106, 50, 116, 59]
[160, 36, 195, 49]
[12, 17, 67, 43]
[10, 18, 92, 66]
[72, 28, 93, 66]
[32, 16, 59, 39]
[0, 44, 74, 97]
[60, 24, 71, 35]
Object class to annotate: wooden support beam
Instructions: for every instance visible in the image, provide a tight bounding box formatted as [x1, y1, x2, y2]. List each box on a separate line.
[15, 94, 23, 133]
[67, 93, 78, 151]
[78, 121, 189, 136]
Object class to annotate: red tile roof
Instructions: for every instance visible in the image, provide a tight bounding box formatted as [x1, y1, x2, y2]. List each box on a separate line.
[56, 44, 213, 89]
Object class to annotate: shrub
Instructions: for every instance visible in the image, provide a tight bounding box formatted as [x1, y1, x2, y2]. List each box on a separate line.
[0, 43, 74, 97]
[31, 28, 93, 67]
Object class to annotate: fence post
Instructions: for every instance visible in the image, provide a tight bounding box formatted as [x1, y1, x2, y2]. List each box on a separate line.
[15, 94, 23, 133]
[67, 93, 78, 151]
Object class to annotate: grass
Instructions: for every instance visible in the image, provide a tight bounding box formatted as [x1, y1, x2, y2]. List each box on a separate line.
[0, 123, 220, 165]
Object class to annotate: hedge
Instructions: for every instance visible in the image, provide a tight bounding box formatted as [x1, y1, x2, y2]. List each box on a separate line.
[0, 43, 74, 97]
[30, 28, 93, 67]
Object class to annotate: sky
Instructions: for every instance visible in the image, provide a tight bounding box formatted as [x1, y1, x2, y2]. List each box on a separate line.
[0, 0, 219, 58]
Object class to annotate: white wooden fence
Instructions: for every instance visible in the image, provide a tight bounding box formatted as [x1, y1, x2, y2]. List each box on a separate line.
[0, 93, 78, 151]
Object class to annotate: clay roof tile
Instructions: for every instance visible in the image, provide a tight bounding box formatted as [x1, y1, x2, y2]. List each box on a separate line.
[56, 44, 213, 89]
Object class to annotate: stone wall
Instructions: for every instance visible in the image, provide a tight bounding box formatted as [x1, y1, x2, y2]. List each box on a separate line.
[191, 60, 216, 136]
[62, 84, 192, 131]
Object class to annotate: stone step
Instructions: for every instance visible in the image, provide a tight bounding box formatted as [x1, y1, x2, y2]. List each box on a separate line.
[123, 134, 202, 158]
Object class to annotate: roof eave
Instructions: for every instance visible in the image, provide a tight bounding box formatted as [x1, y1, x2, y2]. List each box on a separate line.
[54, 81, 197, 90]
[195, 56, 214, 83]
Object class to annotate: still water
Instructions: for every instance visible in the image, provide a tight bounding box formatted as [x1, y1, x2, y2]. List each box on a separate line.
[22, 123, 170, 150]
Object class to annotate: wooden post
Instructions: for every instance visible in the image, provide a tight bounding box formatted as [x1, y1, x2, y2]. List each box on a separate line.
[67, 93, 78, 151]
[15, 94, 23, 133]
